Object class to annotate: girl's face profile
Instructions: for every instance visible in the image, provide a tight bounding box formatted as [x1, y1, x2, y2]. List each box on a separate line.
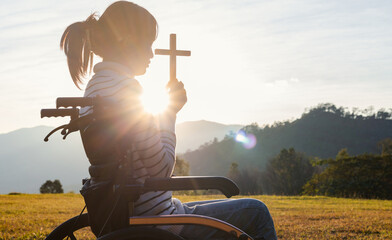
[132, 43, 154, 76]
[123, 41, 154, 76]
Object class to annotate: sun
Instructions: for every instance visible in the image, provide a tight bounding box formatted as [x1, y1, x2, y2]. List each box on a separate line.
[140, 88, 170, 115]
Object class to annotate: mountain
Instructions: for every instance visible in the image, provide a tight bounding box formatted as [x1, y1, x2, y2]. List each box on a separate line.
[176, 120, 243, 153]
[0, 126, 89, 194]
[0, 121, 242, 194]
[182, 105, 392, 176]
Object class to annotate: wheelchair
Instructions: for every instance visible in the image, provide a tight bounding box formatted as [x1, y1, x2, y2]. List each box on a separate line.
[41, 97, 253, 240]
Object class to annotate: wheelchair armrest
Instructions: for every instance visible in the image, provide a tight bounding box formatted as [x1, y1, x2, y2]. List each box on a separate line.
[143, 176, 239, 198]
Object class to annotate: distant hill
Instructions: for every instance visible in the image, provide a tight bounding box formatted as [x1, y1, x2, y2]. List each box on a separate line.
[182, 104, 392, 176]
[0, 126, 89, 194]
[0, 120, 242, 194]
[176, 120, 243, 153]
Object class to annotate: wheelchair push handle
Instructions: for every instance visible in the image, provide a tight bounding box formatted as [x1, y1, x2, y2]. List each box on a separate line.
[56, 97, 94, 108]
[41, 108, 79, 119]
[41, 96, 112, 141]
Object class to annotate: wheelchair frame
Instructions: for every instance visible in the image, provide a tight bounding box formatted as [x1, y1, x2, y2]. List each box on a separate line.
[41, 97, 253, 240]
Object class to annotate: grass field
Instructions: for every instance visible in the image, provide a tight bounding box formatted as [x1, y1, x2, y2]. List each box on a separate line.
[1, 194, 391, 239]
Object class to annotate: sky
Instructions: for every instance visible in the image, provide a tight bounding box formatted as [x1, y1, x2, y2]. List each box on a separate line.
[0, 0, 391, 134]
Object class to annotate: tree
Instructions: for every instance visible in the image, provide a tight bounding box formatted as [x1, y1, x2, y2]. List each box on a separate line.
[174, 156, 190, 176]
[261, 148, 315, 195]
[302, 150, 392, 199]
[236, 168, 263, 195]
[336, 148, 349, 160]
[227, 162, 240, 182]
[378, 138, 392, 156]
[242, 123, 260, 134]
[40, 179, 64, 193]
[226, 162, 263, 195]
[376, 109, 391, 120]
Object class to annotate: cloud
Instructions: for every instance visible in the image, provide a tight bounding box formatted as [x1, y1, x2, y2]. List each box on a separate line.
[266, 78, 299, 88]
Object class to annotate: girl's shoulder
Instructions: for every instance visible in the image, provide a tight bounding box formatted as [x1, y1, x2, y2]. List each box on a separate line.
[85, 62, 142, 98]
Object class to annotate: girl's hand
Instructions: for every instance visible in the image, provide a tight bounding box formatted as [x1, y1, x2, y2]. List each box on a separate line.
[167, 80, 187, 114]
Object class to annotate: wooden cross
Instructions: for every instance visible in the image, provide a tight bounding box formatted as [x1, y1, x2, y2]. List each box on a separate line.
[155, 34, 191, 86]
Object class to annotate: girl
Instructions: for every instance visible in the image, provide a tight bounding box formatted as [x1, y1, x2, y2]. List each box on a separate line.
[60, 1, 276, 239]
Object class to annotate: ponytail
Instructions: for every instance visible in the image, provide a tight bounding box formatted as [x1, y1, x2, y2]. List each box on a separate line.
[60, 14, 97, 89]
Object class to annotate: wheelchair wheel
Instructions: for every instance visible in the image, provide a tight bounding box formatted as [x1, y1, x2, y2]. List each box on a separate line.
[45, 213, 90, 240]
[97, 226, 185, 240]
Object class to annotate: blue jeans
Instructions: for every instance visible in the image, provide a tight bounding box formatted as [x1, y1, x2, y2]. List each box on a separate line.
[179, 198, 277, 240]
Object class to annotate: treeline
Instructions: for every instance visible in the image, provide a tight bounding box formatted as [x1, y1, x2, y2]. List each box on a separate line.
[303, 140, 392, 199]
[225, 139, 392, 199]
[182, 103, 392, 177]
[303, 103, 392, 120]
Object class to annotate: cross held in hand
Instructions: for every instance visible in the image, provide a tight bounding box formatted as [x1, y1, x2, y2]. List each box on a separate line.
[155, 34, 191, 85]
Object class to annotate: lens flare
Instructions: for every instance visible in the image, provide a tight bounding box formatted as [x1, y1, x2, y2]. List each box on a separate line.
[140, 89, 169, 115]
[235, 130, 257, 149]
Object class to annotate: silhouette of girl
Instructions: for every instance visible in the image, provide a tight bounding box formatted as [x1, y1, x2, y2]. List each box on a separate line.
[60, 1, 276, 239]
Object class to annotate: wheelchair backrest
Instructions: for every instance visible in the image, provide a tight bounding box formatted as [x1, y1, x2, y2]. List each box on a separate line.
[42, 97, 130, 166]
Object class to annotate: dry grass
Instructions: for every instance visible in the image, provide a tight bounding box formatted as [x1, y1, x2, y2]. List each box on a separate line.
[1, 194, 391, 239]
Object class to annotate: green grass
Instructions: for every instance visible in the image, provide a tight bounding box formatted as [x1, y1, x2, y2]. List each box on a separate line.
[1, 194, 391, 239]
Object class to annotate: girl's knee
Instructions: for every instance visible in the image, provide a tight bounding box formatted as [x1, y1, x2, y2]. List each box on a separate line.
[240, 198, 269, 212]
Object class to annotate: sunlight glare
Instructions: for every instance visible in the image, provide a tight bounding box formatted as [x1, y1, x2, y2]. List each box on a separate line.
[140, 88, 169, 115]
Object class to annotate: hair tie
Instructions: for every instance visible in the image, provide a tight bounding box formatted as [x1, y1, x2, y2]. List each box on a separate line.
[84, 13, 98, 30]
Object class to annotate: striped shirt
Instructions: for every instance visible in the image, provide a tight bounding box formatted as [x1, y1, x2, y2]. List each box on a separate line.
[80, 61, 184, 233]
